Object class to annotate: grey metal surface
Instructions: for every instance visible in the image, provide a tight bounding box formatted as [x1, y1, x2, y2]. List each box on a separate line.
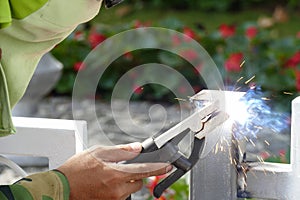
[190, 122, 237, 200]
[246, 97, 300, 199]
[246, 163, 293, 199]
[190, 94, 299, 200]
[190, 91, 245, 200]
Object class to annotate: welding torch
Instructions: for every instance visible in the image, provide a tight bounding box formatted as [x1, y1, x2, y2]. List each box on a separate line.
[125, 100, 228, 199]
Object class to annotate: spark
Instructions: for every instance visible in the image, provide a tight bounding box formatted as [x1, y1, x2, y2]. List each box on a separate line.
[220, 145, 224, 152]
[249, 170, 257, 179]
[243, 136, 249, 142]
[236, 77, 244, 83]
[264, 140, 270, 146]
[238, 145, 243, 157]
[249, 139, 256, 147]
[261, 97, 271, 101]
[263, 168, 267, 176]
[223, 138, 230, 146]
[244, 75, 256, 84]
[233, 159, 237, 166]
[240, 60, 246, 68]
[257, 156, 264, 163]
[229, 149, 234, 165]
[235, 86, 242, 91]
[230, 155, 233, 164]
[174, 98, 187, 101]
[241, 166, 248, 178]
[215, 143, 219, 154]
[283, 91, 293, 95]
[253, 125, 263, 130]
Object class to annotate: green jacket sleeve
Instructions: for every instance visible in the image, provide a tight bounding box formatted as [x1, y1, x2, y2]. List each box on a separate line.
[0, 61, 15, 136]
[0, 0, 103, 136]
[0, 0, 103, 198]
[0, 171, 70, 200]
[0, 0, 47, 29]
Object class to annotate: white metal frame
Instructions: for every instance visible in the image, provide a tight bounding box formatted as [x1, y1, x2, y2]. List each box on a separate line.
[245, 96, 300, 199]
[0, 117, 87, 171]
[190, 93, 300, 200]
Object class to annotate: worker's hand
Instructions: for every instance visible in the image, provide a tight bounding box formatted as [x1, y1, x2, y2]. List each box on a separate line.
[57, 142, 172, 200]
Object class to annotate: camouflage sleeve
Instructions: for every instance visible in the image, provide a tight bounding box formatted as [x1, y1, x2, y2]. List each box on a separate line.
[0, 170, 70, 200]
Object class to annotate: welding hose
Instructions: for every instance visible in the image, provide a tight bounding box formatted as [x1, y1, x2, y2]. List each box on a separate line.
[0, 155, 28, 177]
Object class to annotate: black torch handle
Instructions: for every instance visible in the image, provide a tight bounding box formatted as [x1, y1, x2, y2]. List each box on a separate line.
[154, 137, 205, 198]
[154, 168, 186, 198]
[125, 137, 158, 164]
[125, 137, 158, 200]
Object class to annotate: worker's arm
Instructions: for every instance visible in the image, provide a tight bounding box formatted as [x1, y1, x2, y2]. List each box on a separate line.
[0, 170, 70, 200]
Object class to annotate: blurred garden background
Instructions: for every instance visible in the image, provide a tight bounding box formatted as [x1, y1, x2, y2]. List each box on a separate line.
[51, 0, 300, 114]
[3, 1, 298, 199]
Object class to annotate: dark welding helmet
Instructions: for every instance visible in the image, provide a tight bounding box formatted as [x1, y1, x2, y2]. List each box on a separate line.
[104, 0, 124, 8]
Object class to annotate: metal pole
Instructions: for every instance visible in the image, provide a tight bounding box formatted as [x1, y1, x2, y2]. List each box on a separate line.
[190, 91, 244, 200]
[190, 121, 237, 200]
[190, 93, 299, 200]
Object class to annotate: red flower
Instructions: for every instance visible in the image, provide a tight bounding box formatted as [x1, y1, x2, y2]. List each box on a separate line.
[245, 26, 258, 39]
[193, 86, 202, 93]
[180, 49, 198, 61]
[123, 52, 133, 60]
[224, 52, 243, 72]
[260, 151, 270, 160]
[279, 149, 286, 157]
[146, 175, 173, 200]
[296, 70, 300, 91]
[297, 31, 300, 39]
[73, 31, 84, 41]
[88, 31, 106, 49]
[172, 35, 181, 46]
[73, 62, 86, 72]
[133, 20, 152, 28]
[133, 84, 143, 94]
[128, 71, 138, 79]
[285, 51, 300, 68]
[219, 24, 236, 38]
[183, 27, 197, 41]
[134, 20, 143, 28]
[147, 175, 167, 194]
[193, 63, 203, 75]
[178, 86, 188, 94]
[148, 177, 159, 193]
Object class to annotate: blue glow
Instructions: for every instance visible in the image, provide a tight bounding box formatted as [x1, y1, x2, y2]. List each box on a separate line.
[232, 87, 290, 139]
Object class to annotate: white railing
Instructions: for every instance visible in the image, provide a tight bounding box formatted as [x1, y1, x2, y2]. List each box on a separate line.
[190, 93, 299, 200]
[0, 117, 87, 177]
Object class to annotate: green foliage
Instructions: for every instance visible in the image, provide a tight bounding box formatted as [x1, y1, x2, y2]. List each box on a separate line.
[264, 147, 290, 164]
[146, 176, 189, 200]
[123, 0, 299, 11]
[51, 18, 300, 112]
[169, 178, 189, 199]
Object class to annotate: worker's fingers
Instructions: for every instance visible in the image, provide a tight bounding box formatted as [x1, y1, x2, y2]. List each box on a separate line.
[127, 163, 172, 181]
[109, 162, 172, 180]
[89, 142, 142, 162]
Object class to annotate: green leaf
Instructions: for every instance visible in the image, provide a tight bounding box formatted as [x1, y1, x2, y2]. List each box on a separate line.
[158, 51, 183, 66]
[99, 70, 119, 90]
[55, 73, 76, 94]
